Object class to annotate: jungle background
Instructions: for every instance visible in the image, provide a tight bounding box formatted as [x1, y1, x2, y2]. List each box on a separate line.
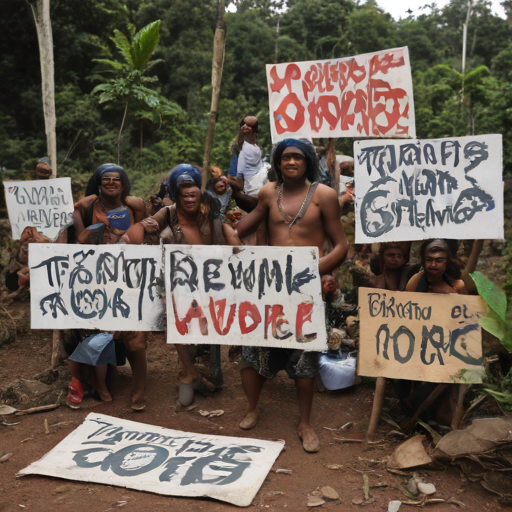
[1, 0, 512, 289]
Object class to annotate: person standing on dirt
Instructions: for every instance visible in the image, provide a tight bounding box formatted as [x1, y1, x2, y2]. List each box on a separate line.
[121, 164, 227, 409]
[231, 138, 349, 453]
[71, 165, 148, 411]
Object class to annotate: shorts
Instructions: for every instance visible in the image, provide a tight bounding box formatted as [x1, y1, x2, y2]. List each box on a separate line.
[114, 331, 148, 352]
[240, 346, 318, 380]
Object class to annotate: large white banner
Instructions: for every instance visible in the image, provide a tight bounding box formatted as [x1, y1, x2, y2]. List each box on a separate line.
[18, 413, 284, 507]
[165, 245, 327, 351]
[29, 244, 165, 331]
[266, 47, 415, 143]
[354, 134, 504, 243]
[3, 178, 74, 240]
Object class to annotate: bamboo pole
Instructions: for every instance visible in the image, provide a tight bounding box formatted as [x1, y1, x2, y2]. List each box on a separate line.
[202, 0, 226, 190]
[326, 138, 339, 194]
[366, 377, 386, 442]
[28, 0, 60, 369]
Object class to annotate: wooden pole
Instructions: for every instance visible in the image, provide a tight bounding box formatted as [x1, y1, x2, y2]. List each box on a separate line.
[366, 377, 386, 442]
[326, 138, 339, 195]
[28, 0, 60, 369]
[28, 0, 57, 178]
[202, 0, 226, 190]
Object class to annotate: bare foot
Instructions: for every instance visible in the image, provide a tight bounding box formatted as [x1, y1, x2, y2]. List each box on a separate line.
[239, 408, 260, 430]
[89, 374, 112, 402]
[131, 396, 146, 411]
[298, 425, 320, 453]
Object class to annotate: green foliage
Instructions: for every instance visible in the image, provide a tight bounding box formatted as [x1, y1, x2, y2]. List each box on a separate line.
[2, 0, 512, 210]
[471, 271, 512, 351]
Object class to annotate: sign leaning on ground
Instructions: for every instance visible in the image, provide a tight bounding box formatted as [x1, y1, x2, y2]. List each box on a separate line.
[357, 287, 486, 383]
[266, 46, 415, 142]
[18, 413, 284, 507]
[3, 178, 74, 240]
[165, 245, 328, 351]
[354, 134, 504, 243]
[29, 244, 165, 331]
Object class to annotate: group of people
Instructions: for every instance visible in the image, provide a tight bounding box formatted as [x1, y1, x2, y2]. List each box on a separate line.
[4, 116, 485, 454]
[41, 127, 347, 454]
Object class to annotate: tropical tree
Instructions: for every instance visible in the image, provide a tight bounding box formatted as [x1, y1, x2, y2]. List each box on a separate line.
[91, 20, 181, 163]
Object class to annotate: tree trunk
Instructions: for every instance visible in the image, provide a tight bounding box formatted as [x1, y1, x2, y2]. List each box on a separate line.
[117, 99, 129, 165]
[29, 0, 57, 178]
[28, 0, 60, 370]
[202, 0, 226, 190]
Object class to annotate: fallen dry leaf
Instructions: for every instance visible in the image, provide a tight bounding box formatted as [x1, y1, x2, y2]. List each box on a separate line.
[307, 496, 325, 507]
[0, 453, 13, 462]
[321, 486, 339, 500]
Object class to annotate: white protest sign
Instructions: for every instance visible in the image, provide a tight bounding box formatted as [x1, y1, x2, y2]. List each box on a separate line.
[29, 244, 165, 331]
[165, 245, 327, 351]
[357, 288, 486, 383]
[18, 413, 284, 507]
[354, 134, 504, 243]
[3, 178, 74, 240]
[266, 46, 415, 143]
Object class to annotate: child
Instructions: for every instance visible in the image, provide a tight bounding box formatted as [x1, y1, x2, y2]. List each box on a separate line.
[67, 332, 126, 408]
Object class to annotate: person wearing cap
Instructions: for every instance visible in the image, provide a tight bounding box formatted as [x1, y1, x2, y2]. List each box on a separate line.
[231, 138, 349, 453]
[75, 163, 147, 242]
[122, 164, 227, 407]
[70, 164, 149, 411]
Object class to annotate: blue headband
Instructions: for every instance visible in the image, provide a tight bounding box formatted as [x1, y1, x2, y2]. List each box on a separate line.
[274, 138, 314, 163]
[166, 164, 202, 202]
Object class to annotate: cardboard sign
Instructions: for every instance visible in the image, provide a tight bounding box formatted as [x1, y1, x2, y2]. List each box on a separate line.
[354, 135, 504, 242]
[3, 178, 74, 240]
[357, 288, 486, 383]
[29, 244, 165, 331]
[266, 47, 415, 143]
[18, 413, 284, 507]
[165, 245, 327, 351]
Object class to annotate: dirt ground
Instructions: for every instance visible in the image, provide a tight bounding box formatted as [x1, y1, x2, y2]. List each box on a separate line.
[0, 302, 507, 512]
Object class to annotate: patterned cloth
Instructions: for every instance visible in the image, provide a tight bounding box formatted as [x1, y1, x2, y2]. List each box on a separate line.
[241, 346, 318, 379]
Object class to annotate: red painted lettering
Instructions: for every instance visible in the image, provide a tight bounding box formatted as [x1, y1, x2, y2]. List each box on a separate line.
[239, 301, 262, 334]
[264, 304, 292, 340]
[274, 93, 305, 134]
[269, 63, 301, 94]
[296, 302, 317, 342]
[173, 294, 208, 336]
[209, 297, 236, 336]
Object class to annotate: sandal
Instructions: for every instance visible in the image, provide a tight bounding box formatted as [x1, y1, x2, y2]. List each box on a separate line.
[66, 379, 84, 409]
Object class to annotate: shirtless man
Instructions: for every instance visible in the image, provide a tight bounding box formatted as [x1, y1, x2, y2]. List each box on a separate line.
[122, 164, 226, 407]
[232, 138, 349, 453]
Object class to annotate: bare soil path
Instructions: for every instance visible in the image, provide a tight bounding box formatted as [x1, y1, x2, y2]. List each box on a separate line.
[0, 302, 505, 512]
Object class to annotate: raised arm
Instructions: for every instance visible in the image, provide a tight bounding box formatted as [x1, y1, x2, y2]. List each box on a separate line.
[121, 207, 167, 244]
[234, 183, 271, 239]
[318, 186, 348, 275]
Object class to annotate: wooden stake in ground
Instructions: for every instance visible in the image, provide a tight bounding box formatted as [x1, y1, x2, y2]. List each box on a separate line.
[28, 0, 60, 369]
[366, 376, 386, 442]
[201, 0, 226, 190]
